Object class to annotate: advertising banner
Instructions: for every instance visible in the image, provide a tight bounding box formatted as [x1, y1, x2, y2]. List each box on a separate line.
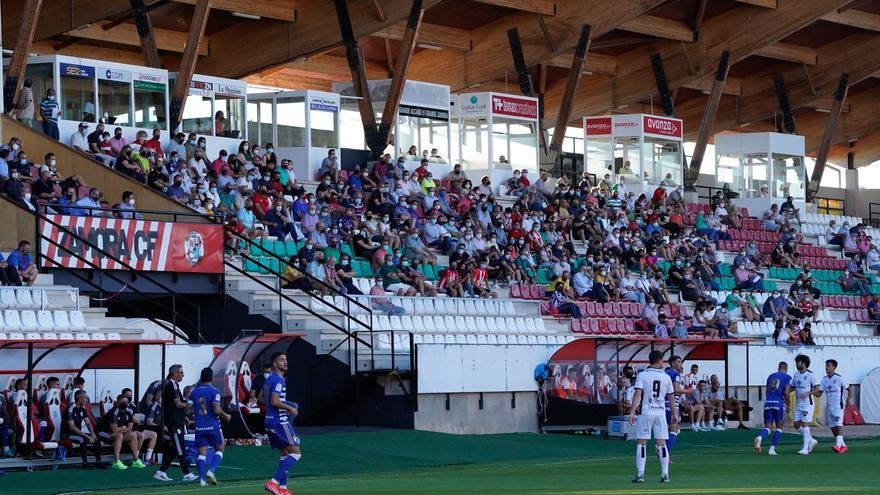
[490, 94, 538, 120]
[40, 215, 224, 274]
[584, 117, 612, 137]
[643, 114, 683, 140]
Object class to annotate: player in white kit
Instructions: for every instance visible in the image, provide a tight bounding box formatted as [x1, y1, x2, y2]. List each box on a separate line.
[628, 350, 676, 484]
[818, 359, 852, 453]
[791, 354, 821, 455]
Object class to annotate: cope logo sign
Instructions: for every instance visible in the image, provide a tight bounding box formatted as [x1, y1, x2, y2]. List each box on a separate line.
[643, 115, 682, 138]
[585, 117, 612, 136]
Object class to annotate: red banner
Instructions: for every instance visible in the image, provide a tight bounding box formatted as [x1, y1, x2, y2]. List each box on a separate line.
[643, 115, 682, 139]
[39, 215, 224, 274]
[585, 117, 612, 136]
[490, 95, 538, 119]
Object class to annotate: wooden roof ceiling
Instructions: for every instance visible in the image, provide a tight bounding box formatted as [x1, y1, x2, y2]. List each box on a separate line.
[4, 0, 880, 166]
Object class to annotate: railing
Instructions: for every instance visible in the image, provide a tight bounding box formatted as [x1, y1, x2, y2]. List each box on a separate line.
[870, 203, 880, 228]
[224, 229, 373, 348]
[36, 212, 199, 342]
[40, 203, 221, 223]
[351, 329, 416, 425]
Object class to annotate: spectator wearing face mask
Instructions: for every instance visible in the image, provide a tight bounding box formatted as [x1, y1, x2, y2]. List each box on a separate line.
[7, 240, 37, 286]
[39, 88, 60, 140]
[115, 191, 144, 220]
[73, 187, 110, 217]
[3, 164, 24, 197]
[165, 174, 190, 203]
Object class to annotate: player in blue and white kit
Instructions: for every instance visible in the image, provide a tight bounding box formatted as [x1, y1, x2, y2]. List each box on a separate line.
[818, 359, 852, 454]
[629, 350, 676, 484]
[664, 356, 686, 455]
[792, 354, 821, 455]
[191, 367, 231, 487]
[754, 361, 791, 456]
[263, 352, 301, 495]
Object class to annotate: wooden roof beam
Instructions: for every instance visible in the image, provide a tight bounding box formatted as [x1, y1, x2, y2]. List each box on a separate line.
[754, 42, 817, 65]
[63, 20, 210, 56]
[406, 0, 666, 91]
[471, 0, 555, 16]
[545, 52, 618, 75]
[678, 32, 880, 141]
[682, 74, 742, 96]
[373, 21, 471, 51]
[198, 0, 445, 78]
[541, 0, 851, 126]
[821, 9, 880, 32]
[733, 0, 777, 7]
[170, 0, 295, 22]
[618, 15, 694, 42]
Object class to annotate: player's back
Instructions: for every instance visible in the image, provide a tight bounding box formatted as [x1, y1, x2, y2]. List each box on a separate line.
[765, 371, 790, 406]
[191, 384, 221, 432]
[263, 372, 288, 425]
[637, 367, 673, 416]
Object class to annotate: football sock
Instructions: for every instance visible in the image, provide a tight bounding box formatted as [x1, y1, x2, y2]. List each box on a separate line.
[771, 429, 782, 447]
[801, 427, 812, 450]
[210, 451, 224, 473]
[658, 445, 669, 477]
[836, 435, 845, 447]
[666, 432, 677, 453]
[277, 454, 298, 488]
[196, 455, 207, 481]
[758, 428, 770, 440]
[145, 448, 153, 461]
[636, 444, 647, 477]
[274, 456, 289, 487]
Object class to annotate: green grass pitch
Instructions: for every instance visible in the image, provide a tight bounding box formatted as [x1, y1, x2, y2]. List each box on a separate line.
[8, 429, 880, 495]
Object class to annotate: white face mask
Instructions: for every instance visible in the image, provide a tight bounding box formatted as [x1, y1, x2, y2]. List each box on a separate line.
[128, 199, 135, 206]
[24, 193, 31, 201]
[49, 159, 57, 166]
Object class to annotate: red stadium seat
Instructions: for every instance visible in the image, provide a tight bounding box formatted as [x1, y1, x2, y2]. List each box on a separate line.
[510, 284, 523, 299]
[623, 320, 636, 334]
[585, 302, 597, 317]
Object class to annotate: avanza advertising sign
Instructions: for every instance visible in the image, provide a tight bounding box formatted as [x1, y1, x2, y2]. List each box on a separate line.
[643, 114, 683, 139]
[39, 215, 223, 274]
[584, 117, 612, 137]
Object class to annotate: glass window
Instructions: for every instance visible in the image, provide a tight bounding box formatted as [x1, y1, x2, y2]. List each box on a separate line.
[339, 97, 366, 150]
[276, 96, 306, 147]
[134, 83, 166, 129]
[398, 115, 448, 163]
[181, 95, 212, 135]
[491, 118, 537, 170]
[740, 154, 768, 198]
[716, 154, 741, 195]
[644, 138, 681, 186]
[98, 79, 131, 126]
[215, 94, 244, 139]
[460, 120, 488, 168]
[310, 108, 337, 148]
[247, 101, 259, 143]
[23, 63, 54, 112]
[585, 138, 612, 179]
[61, 72, 96, 122]
[247, 100, 274, 146]
[817, 197, 845, 216]
[771, 154, 805, 200]
[613, 137, 641, 180]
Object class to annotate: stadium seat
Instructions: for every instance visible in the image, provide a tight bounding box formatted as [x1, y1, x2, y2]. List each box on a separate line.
[37, 310, 54, 330]
[4, 310, 21, 331]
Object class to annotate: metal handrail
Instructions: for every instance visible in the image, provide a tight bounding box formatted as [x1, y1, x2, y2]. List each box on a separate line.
[223, 255, 372, 348]
[227, 230, 373, 316]
[39, 203, 220, 223]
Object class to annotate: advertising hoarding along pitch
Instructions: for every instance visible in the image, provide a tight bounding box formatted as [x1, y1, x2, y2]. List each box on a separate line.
[40, 215, 224, 274]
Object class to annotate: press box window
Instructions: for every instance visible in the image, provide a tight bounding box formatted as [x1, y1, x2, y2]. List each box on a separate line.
[98, 79, 132, 126]
[134, 80, 166, 129]
[61, 72, 96, 122]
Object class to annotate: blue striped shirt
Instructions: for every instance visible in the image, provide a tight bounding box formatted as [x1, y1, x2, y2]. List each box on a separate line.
[39, 98, 59, 124]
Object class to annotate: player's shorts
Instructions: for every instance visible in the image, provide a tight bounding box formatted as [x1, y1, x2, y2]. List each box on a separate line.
[195, 430, 225, 449]
[825, 408, 844, 428]
[267, 422, 300, 450]
[794, 402, 815, 423]
[636, 414, 669, 441]
[763, 406, 784, 425]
